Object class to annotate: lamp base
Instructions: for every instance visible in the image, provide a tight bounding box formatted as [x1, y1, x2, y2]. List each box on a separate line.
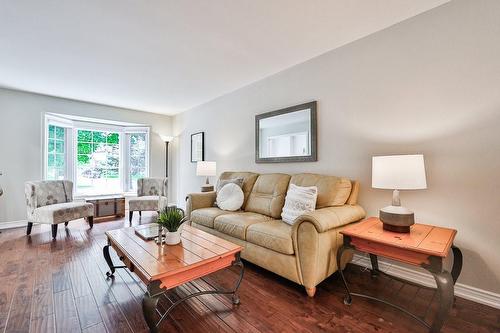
[379, 205, 414, 233]
[382, 223, 411, 233]
[201, 184, 214, 192]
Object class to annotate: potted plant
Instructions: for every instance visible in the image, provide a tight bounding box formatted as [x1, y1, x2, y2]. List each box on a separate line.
[156, 206, 186, 245]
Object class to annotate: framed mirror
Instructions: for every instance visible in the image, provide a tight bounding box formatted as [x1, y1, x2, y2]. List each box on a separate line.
[255, 101, 317, 163]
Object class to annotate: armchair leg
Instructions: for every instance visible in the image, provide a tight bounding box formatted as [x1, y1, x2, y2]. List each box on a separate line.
[139, 211, 142, 217]
[51, 224, 58, 239]
[64, 222, 69, 227]
[129, 211, 133, 223]
[305, 287, 316, 297]
[27, 222, 33, 235]
[88, 216, 94, 228]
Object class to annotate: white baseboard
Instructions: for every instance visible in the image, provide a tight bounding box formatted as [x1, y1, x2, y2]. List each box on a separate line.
[352, 254, 500, 309]
[0, 219, 28, 230]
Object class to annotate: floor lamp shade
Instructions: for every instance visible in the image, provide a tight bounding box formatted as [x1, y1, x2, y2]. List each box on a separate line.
[372, 154, 427, 232]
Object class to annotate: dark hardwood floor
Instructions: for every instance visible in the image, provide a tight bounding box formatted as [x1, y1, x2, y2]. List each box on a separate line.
[0, 214, 498, 333]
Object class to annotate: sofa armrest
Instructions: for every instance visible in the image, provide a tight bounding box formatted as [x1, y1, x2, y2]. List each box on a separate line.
[291, 204, 365, 292]
[186, 191, 217, 219]
[292, 204, 366, 234]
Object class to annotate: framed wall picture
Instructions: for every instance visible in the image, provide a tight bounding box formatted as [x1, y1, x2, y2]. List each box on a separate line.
[191, 132, 205, 162]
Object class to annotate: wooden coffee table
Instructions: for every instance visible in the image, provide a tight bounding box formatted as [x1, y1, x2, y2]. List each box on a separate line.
[103, 224, 243, 333]
[337, 217, 462, 333]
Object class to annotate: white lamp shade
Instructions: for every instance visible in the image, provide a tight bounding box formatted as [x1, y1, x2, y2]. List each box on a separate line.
[372, 155, 427, 190]
[196, 161, 216, 177]
[160, 135, 174, 142]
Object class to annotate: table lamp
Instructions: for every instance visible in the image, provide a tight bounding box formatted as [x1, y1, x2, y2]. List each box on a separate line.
[196, 161, 216, 192]
[372, 154, 427, 233]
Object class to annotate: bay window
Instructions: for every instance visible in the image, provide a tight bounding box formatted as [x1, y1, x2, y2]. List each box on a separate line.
[44, 114, 150, 196]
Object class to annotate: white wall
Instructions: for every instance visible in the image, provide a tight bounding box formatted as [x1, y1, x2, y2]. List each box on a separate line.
[0, 88, 173, 223]
[172, 0, 500, 294]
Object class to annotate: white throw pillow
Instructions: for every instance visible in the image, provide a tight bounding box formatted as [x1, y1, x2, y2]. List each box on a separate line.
[216, 183, 244, 211]
[281, 184, 318, 225]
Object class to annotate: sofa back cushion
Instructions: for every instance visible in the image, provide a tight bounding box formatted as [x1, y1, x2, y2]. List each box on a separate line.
[245, 173, 291, 218]
[218, 172, 259, 208]
[290, 173, 352, 208]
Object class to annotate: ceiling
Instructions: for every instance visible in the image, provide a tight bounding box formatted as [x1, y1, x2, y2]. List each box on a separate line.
[0, 0, 449, 115]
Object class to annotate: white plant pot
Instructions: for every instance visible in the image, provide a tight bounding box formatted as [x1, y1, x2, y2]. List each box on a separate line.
[164, 230, 181, 245]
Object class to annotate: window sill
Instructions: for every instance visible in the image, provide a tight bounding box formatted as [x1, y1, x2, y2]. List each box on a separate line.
[74, 192, 138, 200]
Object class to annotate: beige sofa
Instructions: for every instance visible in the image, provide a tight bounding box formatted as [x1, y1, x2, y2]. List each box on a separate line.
[186, 172, 366, 297]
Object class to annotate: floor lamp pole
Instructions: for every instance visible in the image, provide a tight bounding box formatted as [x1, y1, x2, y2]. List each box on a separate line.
[165, 141, 169, 178]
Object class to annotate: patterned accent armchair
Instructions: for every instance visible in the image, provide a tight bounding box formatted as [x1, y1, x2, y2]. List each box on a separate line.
[25, 180, 94, 239]
[128, 177, 168, 222]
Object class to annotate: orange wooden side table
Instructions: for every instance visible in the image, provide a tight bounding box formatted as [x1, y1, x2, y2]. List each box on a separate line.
[338, 217, 462, 333]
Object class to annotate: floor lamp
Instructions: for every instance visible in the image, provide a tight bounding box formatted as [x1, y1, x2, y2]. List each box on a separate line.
[161, 136, 174, 178]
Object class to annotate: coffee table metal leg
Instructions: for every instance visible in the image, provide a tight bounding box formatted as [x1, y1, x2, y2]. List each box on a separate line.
[230, 253, 244, 304]
[102, 244, 126, 278]
[143, 293, 161, 333]
[336, 244, 353, 305]
[142, 281, 164, 333]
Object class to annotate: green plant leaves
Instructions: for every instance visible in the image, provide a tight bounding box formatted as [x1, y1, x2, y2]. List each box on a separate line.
[156, 207, 185, 232]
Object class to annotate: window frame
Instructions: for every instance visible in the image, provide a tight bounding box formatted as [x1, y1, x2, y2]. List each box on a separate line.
[123, 128, 151, 193]
[43, 114, 150, 196]
[44, 115, 73, 181]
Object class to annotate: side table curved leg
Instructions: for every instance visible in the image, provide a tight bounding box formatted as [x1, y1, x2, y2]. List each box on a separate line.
[451, 245, 463, 284]
[336, 244, 352, 305]
[430, 271, 454, 333]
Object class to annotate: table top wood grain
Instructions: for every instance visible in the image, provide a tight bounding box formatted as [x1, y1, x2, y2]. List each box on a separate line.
[105, 224, 242, 283]
[341, 217, 457, 257]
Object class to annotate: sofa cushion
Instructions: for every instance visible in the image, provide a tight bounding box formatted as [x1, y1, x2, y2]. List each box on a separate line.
[32, 201, 94, 224]
[290, 173, 352, 208]
[217, 183, 244, 211]
[214, 212, 272, 240]
[129, 196, 167, 212]
[246, 220, 294, 255]
[218, 172, 259, 208]
[281, 184, 318, 225]
[190, 207, 231, 228]
[245, 173, 291, 218]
